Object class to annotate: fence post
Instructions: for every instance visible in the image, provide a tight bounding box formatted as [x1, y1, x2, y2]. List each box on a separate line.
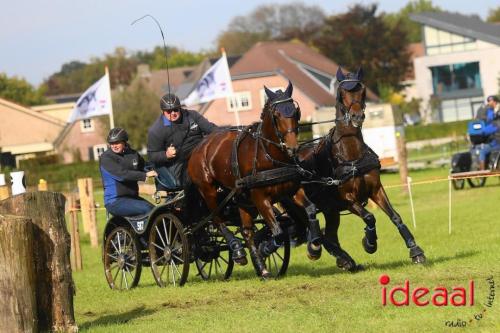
[77, 178, 90, 234]
[0, 214, 38, 332]
[77, 178, 98, 247]
[0, 174, 9, 200]
[69, 194, 83, 271]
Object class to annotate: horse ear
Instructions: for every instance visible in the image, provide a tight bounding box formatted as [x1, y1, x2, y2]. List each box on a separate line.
[284, 80, 293, 97]
[336, 67, 345, 82]
[264, 86, 277, 100]
[356, 67, 364, 81]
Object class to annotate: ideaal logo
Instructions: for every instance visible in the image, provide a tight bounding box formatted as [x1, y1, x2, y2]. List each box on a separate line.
[379, 274, 474, 307]
[379, 274, 495, 328]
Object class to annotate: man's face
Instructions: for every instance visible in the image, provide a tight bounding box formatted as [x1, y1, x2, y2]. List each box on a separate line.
[487, 98, 497, 109]
[109, 141, 126, 154]
[163, 108, 181, 122]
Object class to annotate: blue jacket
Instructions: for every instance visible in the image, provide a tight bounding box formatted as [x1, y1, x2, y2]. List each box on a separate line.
[99, 146, 147, 205]
[484, 107, 499, 146]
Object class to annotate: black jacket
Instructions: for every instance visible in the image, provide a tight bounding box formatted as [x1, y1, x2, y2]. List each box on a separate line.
[99, 147, 146, 205]
[147, 109, 217, 166]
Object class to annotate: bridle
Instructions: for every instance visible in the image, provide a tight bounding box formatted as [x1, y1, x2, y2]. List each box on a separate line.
[262, 97, 301, 153]
[336, 79, 366, 127]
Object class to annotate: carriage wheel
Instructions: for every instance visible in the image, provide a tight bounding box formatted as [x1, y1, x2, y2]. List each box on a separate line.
[103, 226, 142, 290]
[467, 177, 486, 188]
[149, 213, 190, 287]
[251, 223, 291, 278]
[452, 179, 465, 190]
[195, 225, 234, 281]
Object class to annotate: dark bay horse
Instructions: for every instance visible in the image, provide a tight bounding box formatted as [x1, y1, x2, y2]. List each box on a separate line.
[296, 67, 426, 270]
[187, 82, 303, 277]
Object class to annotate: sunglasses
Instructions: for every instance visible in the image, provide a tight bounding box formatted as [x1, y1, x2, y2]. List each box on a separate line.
[164, 109, 180, 114]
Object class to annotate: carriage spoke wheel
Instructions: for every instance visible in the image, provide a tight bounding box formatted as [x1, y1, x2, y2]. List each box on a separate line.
[251, 223, 290, 278]
[149, 213, 190, 287]
[104, 227, 141, 290]
[467, 176, 486, 188]
[195, 225, 234, 281]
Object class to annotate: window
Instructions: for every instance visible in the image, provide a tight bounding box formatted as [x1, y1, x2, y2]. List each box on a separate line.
[93, 144, 107, 160]
[424, 26, 475, 55]
[430, 62, 481, 95]
[260, 87, 285, 108]
[80, 118, 94, 132]
[440, 96, 484, 122]
[227, 92, 252, 112]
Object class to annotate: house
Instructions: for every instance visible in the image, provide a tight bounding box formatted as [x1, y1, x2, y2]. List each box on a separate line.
[410, 11, 500, 123]
[184, 41, 378, 127]
[0, 98, 65, 167]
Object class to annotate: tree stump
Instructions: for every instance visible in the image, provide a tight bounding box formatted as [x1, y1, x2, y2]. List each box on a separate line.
[0, 214, 37, 333]
[0, 192, 77, 332]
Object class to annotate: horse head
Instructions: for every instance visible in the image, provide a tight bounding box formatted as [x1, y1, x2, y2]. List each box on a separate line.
[335, 67, 366, 128]
[262, 81, 301, 157]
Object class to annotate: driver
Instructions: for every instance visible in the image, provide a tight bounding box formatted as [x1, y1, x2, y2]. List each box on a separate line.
[477, 96, 500, 170]
[100, 128, 157, 216]
[147, 93, 218, 190]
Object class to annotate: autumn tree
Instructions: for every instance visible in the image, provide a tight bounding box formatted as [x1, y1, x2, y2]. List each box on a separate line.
[0, 73, 48, 106]
[486, 6, 500, 23]
[384, 0, 441, 43]
[112, 82, 159, 148]
[314, 4, 411, 95]
[217, 2, 325, 55]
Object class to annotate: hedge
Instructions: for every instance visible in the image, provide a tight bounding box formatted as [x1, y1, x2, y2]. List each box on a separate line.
[404, 120, 469, 142]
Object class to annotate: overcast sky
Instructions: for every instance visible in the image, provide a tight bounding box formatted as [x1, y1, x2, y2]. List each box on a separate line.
[1, 0, 498, 86]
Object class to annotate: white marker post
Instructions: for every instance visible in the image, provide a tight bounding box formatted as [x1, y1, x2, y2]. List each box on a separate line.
[407, 176, 416, 229]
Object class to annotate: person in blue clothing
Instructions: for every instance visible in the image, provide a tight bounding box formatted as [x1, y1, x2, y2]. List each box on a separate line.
[100, 128, 158, 216]
[477, 95, 500, 170]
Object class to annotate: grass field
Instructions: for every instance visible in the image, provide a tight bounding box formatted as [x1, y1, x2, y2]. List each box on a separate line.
[72, 167, 500, 332]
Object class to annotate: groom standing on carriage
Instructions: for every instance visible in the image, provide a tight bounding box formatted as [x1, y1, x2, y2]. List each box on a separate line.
[147, 93, 218, 192]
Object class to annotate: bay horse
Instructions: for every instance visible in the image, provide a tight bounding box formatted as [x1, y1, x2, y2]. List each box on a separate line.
[187, 81, 304, 277]
[295, 67, 426, 271]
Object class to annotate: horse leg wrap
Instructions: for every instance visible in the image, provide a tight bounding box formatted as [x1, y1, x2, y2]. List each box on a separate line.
[321, 237, 342, 257]
[363, 213, 377, 245]
[220, 225, 247, 263]
[258, 237, 283, 257]
[397, 224, 416, 248]
[308, 218, 322, 245]
[269, 221, 283, 237]
[251, 245, 269, 277]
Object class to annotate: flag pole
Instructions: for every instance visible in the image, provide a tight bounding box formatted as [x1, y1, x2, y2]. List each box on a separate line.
[221, 48, 240, 127]
[105, 66, 115, 129]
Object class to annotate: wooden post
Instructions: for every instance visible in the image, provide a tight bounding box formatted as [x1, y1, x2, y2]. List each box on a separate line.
[77, 178, 91, 234]
[77, 178, 98, 247]
[0, 192, 78, 333]
[395, 126, 409, 193]
[0, 214, 38, 333]
[38, 178, 48, 191]
[0, 174, 9, 200]
[69, 195, 82, 271]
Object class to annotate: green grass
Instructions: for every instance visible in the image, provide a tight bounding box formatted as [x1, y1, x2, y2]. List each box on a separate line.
[71, 168, 500, 332]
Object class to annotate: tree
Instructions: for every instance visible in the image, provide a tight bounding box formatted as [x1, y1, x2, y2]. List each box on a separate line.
[112, 82, 158, 148]
[384, 0, 441, 43]
[217, 2, 325, 55]
[0, 73, 48, 106]
[486, 6, 500, 23]
[314, 4, 411, 95]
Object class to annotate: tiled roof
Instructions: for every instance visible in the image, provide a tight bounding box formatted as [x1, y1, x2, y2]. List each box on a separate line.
[410, 11, 500, 46]
[230, 41, 378, 105]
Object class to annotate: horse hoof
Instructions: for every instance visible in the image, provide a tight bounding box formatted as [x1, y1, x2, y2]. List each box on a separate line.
[336, 257, 356, 272]
[307, 242, 322, 261]
[234, 256, 248, 266]
[260, 269, 271, 279]
[362, 236, 377, 254]
[412, 254, 426, 264]
[232, 248, 248, 265]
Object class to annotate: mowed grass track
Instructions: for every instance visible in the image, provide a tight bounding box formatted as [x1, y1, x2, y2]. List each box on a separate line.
[72, 168, 500, 332]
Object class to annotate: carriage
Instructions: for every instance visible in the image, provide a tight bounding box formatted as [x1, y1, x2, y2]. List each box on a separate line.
[450, 119, 500, 190]
[102, 189, 293, 290]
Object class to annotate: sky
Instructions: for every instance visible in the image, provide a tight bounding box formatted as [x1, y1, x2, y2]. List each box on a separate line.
[0, 0, 498, 86]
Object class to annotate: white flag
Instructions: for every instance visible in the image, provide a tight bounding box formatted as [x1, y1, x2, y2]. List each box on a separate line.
[182, 53, 233, 106]
[68, 73, 112, 123]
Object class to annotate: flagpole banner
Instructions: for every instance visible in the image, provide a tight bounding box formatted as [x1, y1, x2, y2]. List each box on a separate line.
[182, 54, 233, 106]
[68, 73, 112, 123]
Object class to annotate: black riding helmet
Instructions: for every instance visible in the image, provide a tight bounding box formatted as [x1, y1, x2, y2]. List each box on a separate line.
[107, 127, 128, 144]
[160, 93, 181, 111]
